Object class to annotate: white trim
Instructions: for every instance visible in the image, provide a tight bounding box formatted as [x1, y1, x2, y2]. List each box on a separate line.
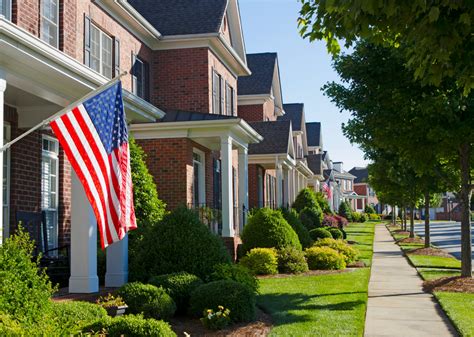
[192, 148, 206, 206]
[237, 94, 273, 106]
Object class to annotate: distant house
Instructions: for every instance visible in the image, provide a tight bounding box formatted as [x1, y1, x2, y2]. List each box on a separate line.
[349, 166, 381, 213]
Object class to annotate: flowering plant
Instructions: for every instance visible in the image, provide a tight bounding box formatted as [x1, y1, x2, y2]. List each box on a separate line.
[96, 293, 126, 308]
[200, 306, 231, 330]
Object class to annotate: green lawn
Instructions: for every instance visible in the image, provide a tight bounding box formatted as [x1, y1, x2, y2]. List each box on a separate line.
[258, 269, 370, 337]
[435, 292, 474, 337]
[345, 222, 376, 266]
[406, 254, 461, 269]
[417, 268, 461, 281]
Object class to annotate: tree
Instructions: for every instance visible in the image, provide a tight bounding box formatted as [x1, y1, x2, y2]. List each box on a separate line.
[298, 1, 474, 94]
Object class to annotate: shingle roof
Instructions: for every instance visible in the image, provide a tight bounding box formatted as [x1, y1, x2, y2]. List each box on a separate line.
[238, 53, 277, 95]
[248, 121, 291, 155]
[279, 103, 304, 131]
[128, 0, 227, 36]
[349, 167, 369, 184]
[307, 154, 322, 175]
[160, 110, 235, 122]
[306, 122, 321, 147]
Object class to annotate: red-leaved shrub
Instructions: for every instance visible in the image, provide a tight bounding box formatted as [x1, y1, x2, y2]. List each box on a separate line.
[322, 215, 338, 228]
[334, 215, 348, 228]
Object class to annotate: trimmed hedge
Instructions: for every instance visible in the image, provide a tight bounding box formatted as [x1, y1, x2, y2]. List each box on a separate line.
[149, 272, 203, 313]
[328, 227, 344, 239]
[241, 208, 301, 252]
[279, 207, 312, 248]
[83, 315, 176, 337]
[277, 246, 309, 274]
[309, 227, 332, 241]
[51, 301, 107, 333]
[300, 207, 323, 230]
[313, 238, 359, 264]
[189, 280, 256, 322]
[209, 263, 259, 294]
[239, 248, 278, 275]
[305, 247, 346, 270]
[117, 282, 176, 320]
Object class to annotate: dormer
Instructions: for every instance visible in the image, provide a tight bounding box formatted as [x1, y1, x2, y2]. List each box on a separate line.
[306, 122, 322, 155]
[278, 103, 309, 159]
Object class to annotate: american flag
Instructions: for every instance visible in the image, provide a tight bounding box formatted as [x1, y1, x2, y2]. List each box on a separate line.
[50, 81, 136, 248]
[323, 179, 332, 199]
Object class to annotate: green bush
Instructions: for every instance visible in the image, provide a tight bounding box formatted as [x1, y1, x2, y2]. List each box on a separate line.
[209, 263, 259, 294]
[189, 280, 256, 322]
[364, 204, 376, 214]
[277, 246, 309, 274]
[83, 314, 176, 337]
[313, 238, 360, 264]
[360, 213, 368, 222]
[149, 272, 203, 313]
[279, 207, 312, 248]
[292, 188, 319, 212]
[328, 227, 344, 239]
[369, 213, 381, 220]
[241, 208, 301, 252]
[305, 247, 346, 270]
[133, 207, 230, 281]
[314, 192, 332, 214]
[308, 227, 332, 241]
[338, 201, 353, 222]
[299, 206, 323, 230]
[117, 282, 176, 320]
[51, 301, 107, 333]
[239, 248, 278, 275]
[351, 212, 361, 222]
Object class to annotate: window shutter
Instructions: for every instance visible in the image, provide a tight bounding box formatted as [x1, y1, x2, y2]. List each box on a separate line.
[231, 88, 236, 116]
[212, 69, 218, 114]
[220, 77, 225, 115]
[131, 53, 137, 95]
[144, 61, 150, 102]
[84, 15, 91, 66]
[114, 37, 120, 77]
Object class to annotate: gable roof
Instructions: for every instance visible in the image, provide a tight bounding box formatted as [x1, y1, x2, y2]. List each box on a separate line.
[248, 121, 292, 155]
[279, 103, 304, 131]
[128, 0, 227, 36]
[307, 153, 323, 175]
[238, 53, 277, 95]
[349, 167, 369, 184]
[306, 122, 321, 147]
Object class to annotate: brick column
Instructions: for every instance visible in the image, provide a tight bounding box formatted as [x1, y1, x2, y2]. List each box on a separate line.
[220, 136, 234, 237]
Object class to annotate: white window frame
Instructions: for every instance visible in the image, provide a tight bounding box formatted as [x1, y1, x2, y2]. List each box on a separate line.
[192, 148, 206, 207]
[132, 55, 148, 100]
[90, 23, 113, 79]
[2, 123, 10, 240]
[0, 0, 11, 20]
[40, 0, 59, 48]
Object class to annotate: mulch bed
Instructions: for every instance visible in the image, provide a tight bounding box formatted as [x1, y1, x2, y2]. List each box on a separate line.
[52, 287, 117, 302]
[170, 309, 272, 337]
[407, 247, 453, 258]
[397, 237, 424, 244]
[257, 269, 350, 279]
[423, 276, 474, 293]
[347, 261, 366, 268]
[393, 230, 410, 235]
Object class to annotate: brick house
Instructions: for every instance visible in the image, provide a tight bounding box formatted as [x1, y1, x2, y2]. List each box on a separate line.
[349, 166, 381, 213]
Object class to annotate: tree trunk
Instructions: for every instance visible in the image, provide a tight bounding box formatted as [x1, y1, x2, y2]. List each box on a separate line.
[392, 205, 396, 226]
[424, 192, 430, 248]
[404, 207, 407, 231]
[410, 205, 415, 238]
[459, 142, 472, 277]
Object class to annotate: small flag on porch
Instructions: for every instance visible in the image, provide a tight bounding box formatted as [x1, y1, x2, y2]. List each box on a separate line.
[323, 179, 332, 199]
[50, 81, 136, 248]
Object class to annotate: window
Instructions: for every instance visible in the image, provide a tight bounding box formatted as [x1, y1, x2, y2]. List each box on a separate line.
[192, 150, 205, 207]
[0, 0, 11, 20]
[41, 137, 59, 253]
[2, 123, 10, 240]
[90, 24, 112, 78]
[132, 55, 149, 101]
[40, 0, 59, 47]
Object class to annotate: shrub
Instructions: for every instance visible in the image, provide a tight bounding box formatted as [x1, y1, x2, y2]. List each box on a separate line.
[279, 207, 312, 248]
[292, 188, 319, 212]
[117, 282, 176, 320]
[314, 192, 332, 214]
[334, 214, 348, 228]
[277, 246, 309, 274]
[51, 301, 107, 333]
[313, 238, 360, 264]
[338, 201, 353, 222]
[351, 212, 361, 222]
[209, 263, 259, 294]
[241, 208, 301, 252]
[200, 306, 231, 330]
[322, 214, 338, 228]
[308, 227, 332, 241]
[149, 272, 203, 313]
[133, 207, 230, 281]
[189, 280, 256, 322]
[239, 248, 278, 275]
[360, 213, 368, 222]
[83, 315, 176, 337]
[299, 206, 323, 230]
[305, 247, 346, 270]
[340, 228, 347, 240]
[328, 227, 344, 239]
[369, 213, 381, 220]
[364, 204, 376, 214]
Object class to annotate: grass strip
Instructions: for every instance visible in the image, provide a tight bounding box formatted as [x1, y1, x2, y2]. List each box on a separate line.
[406, 255, 461, 269]
[434, 292, 474, 337]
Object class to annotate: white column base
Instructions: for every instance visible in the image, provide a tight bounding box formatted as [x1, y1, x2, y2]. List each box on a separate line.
[105, 235, 128, 288]
[69, 276, 99, 293]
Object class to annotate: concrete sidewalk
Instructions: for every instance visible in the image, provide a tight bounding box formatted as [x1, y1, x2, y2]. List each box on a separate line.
[364, 225, 457, 337]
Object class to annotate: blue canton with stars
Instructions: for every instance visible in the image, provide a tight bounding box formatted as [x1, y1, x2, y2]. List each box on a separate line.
[83, 82, 128, 154]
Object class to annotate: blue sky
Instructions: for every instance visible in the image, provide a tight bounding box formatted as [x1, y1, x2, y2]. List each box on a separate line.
[239, 0, 368, 171]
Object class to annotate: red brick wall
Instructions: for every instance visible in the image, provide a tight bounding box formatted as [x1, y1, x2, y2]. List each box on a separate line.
[248, 164, 260, 209]
[59, 0, 77, 58]
[238, 105, 264, 122]
[58, 150, 71, 246]
[13, 0, 40, 36]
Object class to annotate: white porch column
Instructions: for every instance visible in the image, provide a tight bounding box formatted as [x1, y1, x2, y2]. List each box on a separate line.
[69, 171, 99, 293]
[0, 70, 5, 245]
[237, 147, 248, 233]
[275, 162, 283, 207]
[292, 169, 297, 202]
[220, 136, 234, 237]
[105, 235, 128, 287]
[283, 168, 289, 208]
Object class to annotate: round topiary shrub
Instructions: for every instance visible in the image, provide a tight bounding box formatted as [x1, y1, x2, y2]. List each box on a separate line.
[241, 208, 301, 252]
[279, 208, 312, 248]
[328, 228, 344, 240]
[189, 280, 256, 322]
[277, 246, 309, 274]
[313, 238, 359, 264]
[299, 206, 323, 230]
[209, 263, 259, 294]
[135, 207, 231, 281]
[309, 227, 332, 241]
[83, 315, 176, 337]
[148, 272, 203, 313]
[305, 247, 346, 270]
[117, 282, 176, 320]
[239, 248, 278, 275]
[292, 188, 319, 212]
[51, 301, 108, 332]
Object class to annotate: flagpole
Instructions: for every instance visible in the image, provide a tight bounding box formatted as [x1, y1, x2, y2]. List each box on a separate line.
[0, 71, 128, 153]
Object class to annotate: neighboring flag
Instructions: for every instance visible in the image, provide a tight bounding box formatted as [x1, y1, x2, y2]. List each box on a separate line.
[323, 179, 332, 199]
[50, 81, 136, 248]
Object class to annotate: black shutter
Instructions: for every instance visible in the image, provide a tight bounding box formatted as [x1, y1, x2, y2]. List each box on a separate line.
[144, 61, 150, 102]
[114, 37, 120, 77]
[84, 15, 91, 66]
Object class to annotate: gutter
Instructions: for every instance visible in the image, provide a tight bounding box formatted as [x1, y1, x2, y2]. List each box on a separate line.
[115, 0, 162, 39]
